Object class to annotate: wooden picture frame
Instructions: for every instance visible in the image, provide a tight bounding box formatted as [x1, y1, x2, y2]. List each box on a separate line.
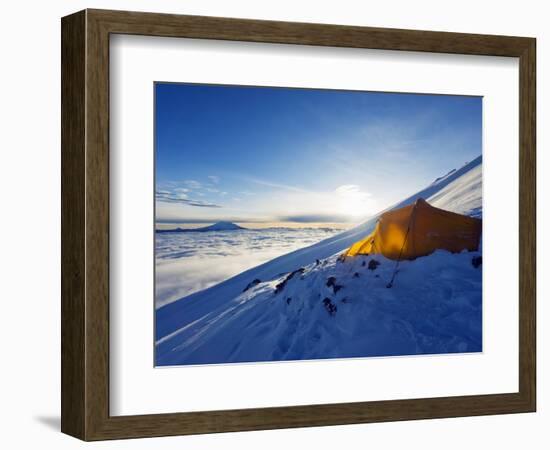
[61, 9, 536, 441]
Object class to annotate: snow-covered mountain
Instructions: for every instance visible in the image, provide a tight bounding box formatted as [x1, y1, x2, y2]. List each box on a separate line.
[196, 221, 245, 232]
[157, 221, 246, 233]
[156, 156, 482, 366]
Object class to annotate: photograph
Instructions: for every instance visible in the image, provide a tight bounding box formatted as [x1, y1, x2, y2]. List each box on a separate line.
[154, 83, 483, 367]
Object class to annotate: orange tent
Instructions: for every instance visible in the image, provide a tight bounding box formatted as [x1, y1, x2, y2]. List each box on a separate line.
[344, 198, 482, 261]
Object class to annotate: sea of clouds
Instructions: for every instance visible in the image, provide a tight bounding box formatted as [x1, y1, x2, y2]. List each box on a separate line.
[155, 228, 341, 308]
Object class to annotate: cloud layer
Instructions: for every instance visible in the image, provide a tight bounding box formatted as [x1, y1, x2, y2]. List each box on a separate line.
[155, 227, 341, 308]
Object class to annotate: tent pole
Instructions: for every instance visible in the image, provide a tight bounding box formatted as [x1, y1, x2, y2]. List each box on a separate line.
[386, 201, 417, 288]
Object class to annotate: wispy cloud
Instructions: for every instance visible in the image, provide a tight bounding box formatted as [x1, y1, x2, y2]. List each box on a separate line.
[335, 184, 371, 197]
[244, 176, 309, 193]
[156, 191, 222, 208]
[208, 175, 220, 184]
[183, 180, 203, 189]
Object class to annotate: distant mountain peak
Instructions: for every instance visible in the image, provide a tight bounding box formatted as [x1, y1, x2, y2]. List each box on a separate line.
[156, 221, 246, 233]
[201, 221, 245, 231]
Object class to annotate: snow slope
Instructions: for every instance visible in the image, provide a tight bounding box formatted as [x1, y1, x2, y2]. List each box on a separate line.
[156, 156, 482, 365]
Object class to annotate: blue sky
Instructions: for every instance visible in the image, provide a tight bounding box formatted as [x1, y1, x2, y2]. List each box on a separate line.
[155, 83, 481, 225]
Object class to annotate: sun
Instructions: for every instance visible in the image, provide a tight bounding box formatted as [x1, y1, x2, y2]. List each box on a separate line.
[335, 184, 375, 218]
[339, 195, 368, 217]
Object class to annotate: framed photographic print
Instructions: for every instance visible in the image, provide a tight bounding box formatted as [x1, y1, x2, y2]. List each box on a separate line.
[61, 9, 536, 440]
